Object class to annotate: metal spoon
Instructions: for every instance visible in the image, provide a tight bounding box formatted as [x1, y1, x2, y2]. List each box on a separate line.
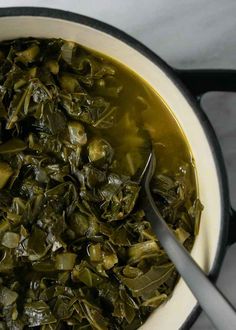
[140, 151, 236, 330]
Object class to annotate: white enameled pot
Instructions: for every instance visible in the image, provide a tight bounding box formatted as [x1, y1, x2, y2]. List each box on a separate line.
[0, 7, 235, 330]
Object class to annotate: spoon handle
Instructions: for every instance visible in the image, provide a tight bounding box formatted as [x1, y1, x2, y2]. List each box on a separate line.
[143, 189, 236, 330]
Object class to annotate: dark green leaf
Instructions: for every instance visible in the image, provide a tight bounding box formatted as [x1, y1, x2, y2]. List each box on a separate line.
[24, 301, 56, 327]
[0, 138, 26, 154]
[117, 263, 175, 297]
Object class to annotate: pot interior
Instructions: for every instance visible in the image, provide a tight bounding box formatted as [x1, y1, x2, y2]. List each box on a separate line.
[0, 14, 222, 329]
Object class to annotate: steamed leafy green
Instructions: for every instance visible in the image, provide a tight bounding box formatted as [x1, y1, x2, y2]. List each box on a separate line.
[0, 38, 202, 329]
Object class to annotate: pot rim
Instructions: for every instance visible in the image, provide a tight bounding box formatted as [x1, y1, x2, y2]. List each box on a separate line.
[0, 6, 230, 329]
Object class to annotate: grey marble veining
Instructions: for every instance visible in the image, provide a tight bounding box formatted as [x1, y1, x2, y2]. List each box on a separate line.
[0, 1, 236, 329]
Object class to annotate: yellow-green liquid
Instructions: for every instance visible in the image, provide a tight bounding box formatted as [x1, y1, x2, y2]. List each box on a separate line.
[89, 49, 196, 190]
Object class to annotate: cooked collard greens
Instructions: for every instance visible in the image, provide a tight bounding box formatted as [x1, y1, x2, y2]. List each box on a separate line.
[0, 38, 202, 329]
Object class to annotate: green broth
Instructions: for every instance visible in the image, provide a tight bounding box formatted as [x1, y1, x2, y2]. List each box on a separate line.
[111, 62, 193, 171]
[89, 48, 196, 192]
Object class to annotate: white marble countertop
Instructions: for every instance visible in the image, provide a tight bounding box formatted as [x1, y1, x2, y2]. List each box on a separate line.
[0, 1, 235, 329]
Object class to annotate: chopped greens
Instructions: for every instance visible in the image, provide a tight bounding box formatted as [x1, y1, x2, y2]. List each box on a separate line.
[0, 38, 203, 329]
